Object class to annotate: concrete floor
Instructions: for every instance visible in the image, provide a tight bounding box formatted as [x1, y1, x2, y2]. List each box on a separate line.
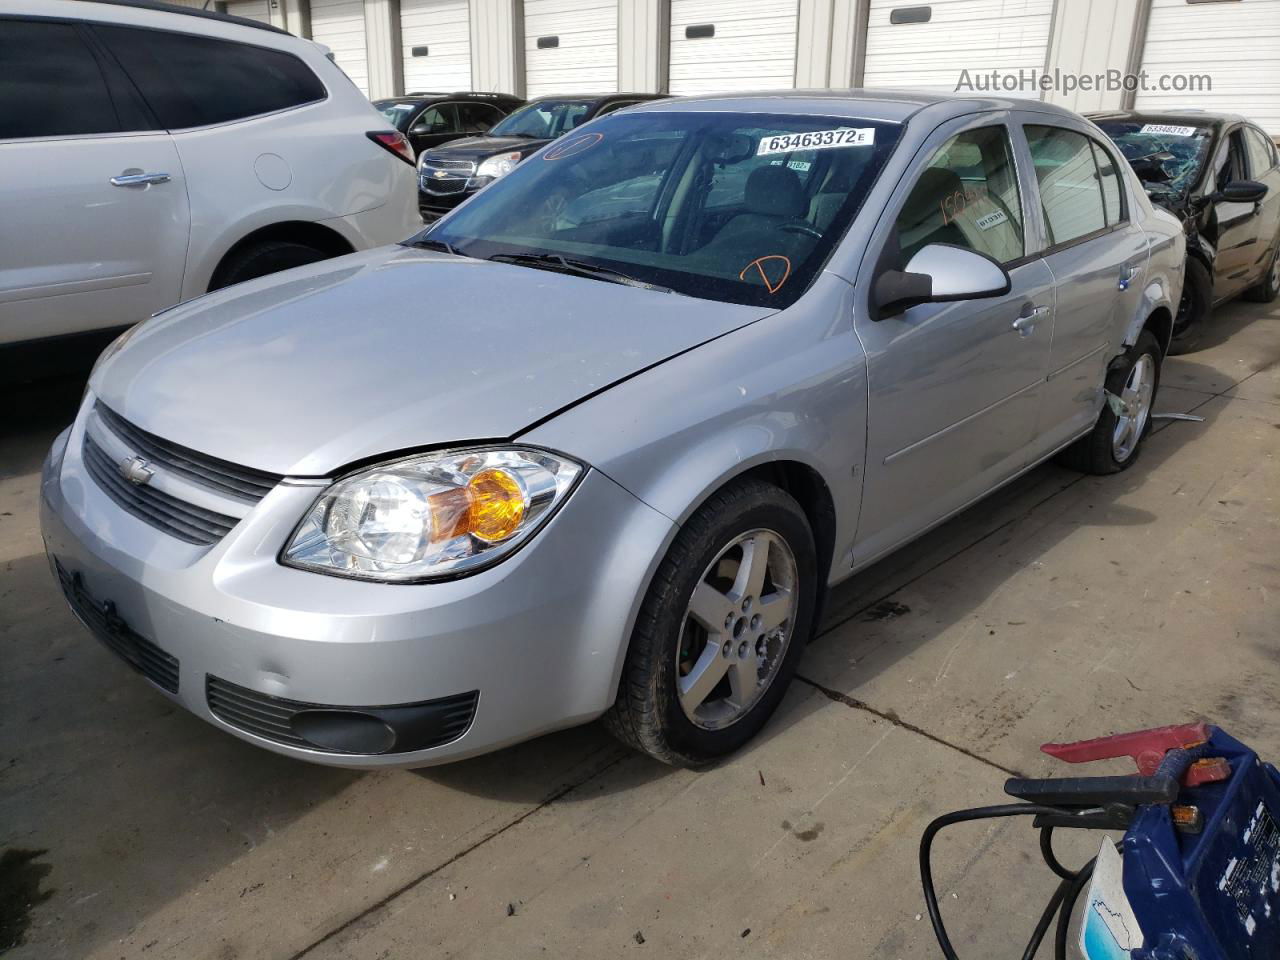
[2, 296, 1278, 959]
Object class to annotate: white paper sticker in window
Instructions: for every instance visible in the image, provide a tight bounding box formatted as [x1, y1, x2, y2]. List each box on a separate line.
[974, 209, 1009, 231]
[1139, 123, 1199, 138]
[758, 128, 875, 156]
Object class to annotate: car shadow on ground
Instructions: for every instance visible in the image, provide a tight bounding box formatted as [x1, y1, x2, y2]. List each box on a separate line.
[0, 352, 1231, 957]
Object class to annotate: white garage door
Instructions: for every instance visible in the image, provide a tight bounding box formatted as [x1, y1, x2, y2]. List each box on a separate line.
[668, 0, 797, 96]
[401, 0, 471, 94]
[1136, 0, 1280, 136]
[311, 0, 369, 96]
[524, 0, 618, 98]
[223, 0, 271, 24]
[863, 0, 1053, 93]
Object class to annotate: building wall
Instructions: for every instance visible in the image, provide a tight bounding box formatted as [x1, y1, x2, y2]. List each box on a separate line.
[1043, 0, 1144, 113]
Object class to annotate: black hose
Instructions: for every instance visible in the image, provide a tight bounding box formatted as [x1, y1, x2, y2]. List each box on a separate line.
[1054, 857, 1096, 960]
[919, 804, 1064, 960]
[1039, 826, 1076, 881]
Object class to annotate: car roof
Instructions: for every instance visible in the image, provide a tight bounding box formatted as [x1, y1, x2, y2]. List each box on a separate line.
[68, 0, 290, 34]
[524, 93, 665, 104]
[376, 92, 521, 104]
[629, 88, 1082, 125]
[1087, 108, 1243, 129]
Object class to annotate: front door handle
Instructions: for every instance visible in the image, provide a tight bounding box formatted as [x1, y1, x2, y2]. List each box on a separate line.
[1118, 264, 1142, 290]
[110, 171, 171, 187]
[1012, 304, 1049, 336]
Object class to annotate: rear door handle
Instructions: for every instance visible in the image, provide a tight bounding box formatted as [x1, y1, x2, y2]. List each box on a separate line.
[110, 171, 171, 187]
[1012, 304, 1049, 336]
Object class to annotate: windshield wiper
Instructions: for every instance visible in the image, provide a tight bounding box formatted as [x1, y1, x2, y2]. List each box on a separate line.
[487, 253, 673, 293]
[407, 237, 462, 256]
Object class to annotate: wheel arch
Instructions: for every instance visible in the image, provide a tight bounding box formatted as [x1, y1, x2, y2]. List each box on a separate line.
[1144, 305, 1175, 358]
[207, 221, 356, 292]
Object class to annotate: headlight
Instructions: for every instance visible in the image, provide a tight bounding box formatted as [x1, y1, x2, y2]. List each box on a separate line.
[476, 151, 523, 180]
[282, 447, 582, 582]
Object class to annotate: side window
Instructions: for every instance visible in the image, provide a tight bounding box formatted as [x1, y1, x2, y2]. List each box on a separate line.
[0, 20, 121, 139]
[1213, 130, 1247, 191]
[1245, 127, 1276, 176]
[456, 103, 501, 133]
[411, 105, 457, 135]
[1025, 125, 1108, 248]
[894, 125, 1025, 265]
[92, 25, 326, 129]
[1090, 138, 1125, 226]
[595, 100, 640, 118]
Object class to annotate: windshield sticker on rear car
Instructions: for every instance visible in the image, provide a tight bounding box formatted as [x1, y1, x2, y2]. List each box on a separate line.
[1139, 123, 1199, 138]
[757, 128, 875, 156]
[543, 132, 604, 161]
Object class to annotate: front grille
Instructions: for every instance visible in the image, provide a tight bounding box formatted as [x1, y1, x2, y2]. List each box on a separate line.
[420, 172, 470, 195]
[206, 676, 480, 754]
[420, 156, 476, 172]
[83, 434, 238, 545]
[56, 562, 179, 694]
[95, 403, 280, 504]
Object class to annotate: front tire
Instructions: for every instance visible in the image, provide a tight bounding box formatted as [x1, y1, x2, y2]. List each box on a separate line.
[604, 479, 817, 767]
[1169, 256, 1212, 355]
[1058, 329, 1162, 476]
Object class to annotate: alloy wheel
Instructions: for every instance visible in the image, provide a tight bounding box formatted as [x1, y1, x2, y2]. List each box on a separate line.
[1112, 353, 1155, 463]
[676, 529, 798, 730]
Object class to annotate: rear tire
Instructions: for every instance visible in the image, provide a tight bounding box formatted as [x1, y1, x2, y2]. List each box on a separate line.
[1168, 257, 1212, 355]
[604, 479, 817, 767]
[209, 240, 332, 291]
[1058, 330, 1162, 476]
[1243, 237, 1279, 303]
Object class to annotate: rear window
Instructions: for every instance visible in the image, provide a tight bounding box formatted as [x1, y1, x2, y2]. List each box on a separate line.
[0, 20, 120, 139]
[92, 25, 326, 129]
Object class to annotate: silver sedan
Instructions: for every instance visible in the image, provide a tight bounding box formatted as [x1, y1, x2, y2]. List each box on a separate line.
[41, 91, 1185, 768]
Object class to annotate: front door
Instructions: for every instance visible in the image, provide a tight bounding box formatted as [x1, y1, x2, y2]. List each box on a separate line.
[1208, 127, 1263, 298]
[1024, 123, 1150, 453]
[1243, 126, 1280, 283]
[0, 19, 190, 346]
[406, 102, 462, 158]
[852, 120, 1055, 564]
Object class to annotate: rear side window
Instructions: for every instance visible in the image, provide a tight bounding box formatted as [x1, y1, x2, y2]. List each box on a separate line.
[1025, 125, 1109, 248]
[894, 125, 1026, 265]
[1090, 139, 1125, 225]
[0, 20, 120, 139]
[93, 25, 326, 129]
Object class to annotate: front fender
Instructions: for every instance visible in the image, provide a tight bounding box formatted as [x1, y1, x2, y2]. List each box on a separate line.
[520, 272, 868, 589]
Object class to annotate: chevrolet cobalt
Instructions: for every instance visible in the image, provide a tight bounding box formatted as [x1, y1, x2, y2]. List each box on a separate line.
[42, 93, 1185, 768]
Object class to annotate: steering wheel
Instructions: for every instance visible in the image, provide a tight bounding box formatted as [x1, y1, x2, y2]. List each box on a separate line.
[779, 221, 824, 241]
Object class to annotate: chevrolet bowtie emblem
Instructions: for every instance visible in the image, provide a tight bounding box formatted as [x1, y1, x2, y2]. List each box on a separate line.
[433, 169, 450, 179]
[119, 456, 154, 486]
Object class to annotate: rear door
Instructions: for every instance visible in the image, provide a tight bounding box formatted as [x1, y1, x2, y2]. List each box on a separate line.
[0, 18, 189, 346]
[1244, 126, 1280, 282]
[852, 118, 1056, 563]
[1023, 121, 1149, 454]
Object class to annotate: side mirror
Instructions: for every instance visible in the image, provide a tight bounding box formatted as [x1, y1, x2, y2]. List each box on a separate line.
[873, 243, 1011, 319]
[1213, 179, 1268, 204]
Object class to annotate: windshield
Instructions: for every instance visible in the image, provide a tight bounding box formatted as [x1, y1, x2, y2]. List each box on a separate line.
[413, 111, 901, 307]
[374, 100, 421, 130]
[1095, 119, 1214, 195]
[489, 99, 594, 139]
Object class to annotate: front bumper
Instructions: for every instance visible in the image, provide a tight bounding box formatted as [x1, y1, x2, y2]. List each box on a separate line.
[39, 412, 674, 768]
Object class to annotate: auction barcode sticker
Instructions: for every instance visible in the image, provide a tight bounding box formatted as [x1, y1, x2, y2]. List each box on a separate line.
[758, 128, 875, 156]
[1139, 123, 1199, 137]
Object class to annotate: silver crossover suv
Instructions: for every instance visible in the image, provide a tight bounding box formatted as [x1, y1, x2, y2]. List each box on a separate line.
[42, 92, 1185, 769]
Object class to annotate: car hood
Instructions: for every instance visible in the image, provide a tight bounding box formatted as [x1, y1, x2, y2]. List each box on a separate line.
[422, 135, 551, 161]
[91, 246, 773, 476]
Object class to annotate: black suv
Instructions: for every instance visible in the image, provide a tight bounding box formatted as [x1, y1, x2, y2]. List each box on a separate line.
[374, 92, 524, 160]
[416, 93, 665, 219]
[1091, 110, 1280, 352]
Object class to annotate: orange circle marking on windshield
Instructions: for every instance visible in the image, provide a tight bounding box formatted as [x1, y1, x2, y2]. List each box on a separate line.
[740, 255, 792, 294]
[544, 132, 604, 161]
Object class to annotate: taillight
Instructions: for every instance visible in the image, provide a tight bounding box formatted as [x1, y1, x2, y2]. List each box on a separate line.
[367, 130, 415, 166]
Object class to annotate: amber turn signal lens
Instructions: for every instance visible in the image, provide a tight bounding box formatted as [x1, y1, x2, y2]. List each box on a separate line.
[467, 468, 527, 542]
